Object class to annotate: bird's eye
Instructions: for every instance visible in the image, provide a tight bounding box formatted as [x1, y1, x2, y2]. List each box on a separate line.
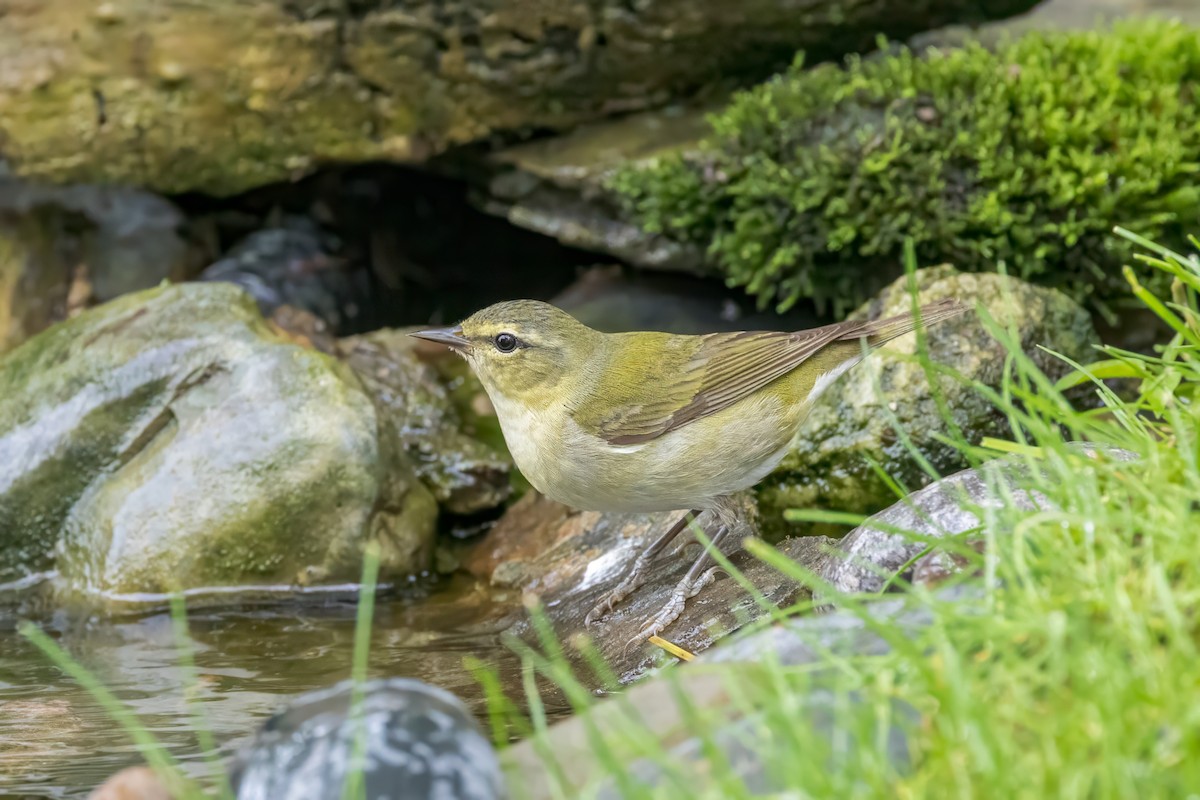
[494, 333, 518, 352]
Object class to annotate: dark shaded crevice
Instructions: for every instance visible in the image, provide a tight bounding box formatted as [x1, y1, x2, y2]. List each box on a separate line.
[171, 163, 603, 334]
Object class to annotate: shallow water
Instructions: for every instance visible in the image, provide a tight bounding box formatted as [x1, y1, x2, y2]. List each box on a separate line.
[0, 574, 558, 799]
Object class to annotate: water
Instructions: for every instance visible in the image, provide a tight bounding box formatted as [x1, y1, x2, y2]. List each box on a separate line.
[0, 575, 556, 798]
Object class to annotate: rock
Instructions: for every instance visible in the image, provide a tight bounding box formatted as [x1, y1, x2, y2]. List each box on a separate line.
[267, 305, 338, 355]
[551, 264, 822, 334]
[0, 282, 436, 602]
[501, 589, 967, 800]
[463, 492, 831, 683]
[89, 767, 173, 800]
[755, 267, 1101, 539]
[338, 329, 512, 516]
[911, 0, 1200, 48]
[229, 678, 506, 800]
[819, 443, 1137, 599]
[199, 217, 372, 334]
[0, 180, 191, 353]
[0, 0, 1039, 195]
[480, 103, 717, 273]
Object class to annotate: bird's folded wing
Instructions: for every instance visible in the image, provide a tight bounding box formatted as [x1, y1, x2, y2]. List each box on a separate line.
[580, 326, 848, 446]
[576, 298, 967, 446]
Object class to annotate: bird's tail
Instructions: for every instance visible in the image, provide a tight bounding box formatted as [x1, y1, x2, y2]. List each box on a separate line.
[837, 298, 970, 347]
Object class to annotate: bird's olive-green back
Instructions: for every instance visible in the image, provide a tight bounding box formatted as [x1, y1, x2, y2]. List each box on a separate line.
[572, 327, 853, 445]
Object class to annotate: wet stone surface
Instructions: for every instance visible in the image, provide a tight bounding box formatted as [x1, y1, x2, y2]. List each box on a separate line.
[462, 493, 831, 684]
[0, 282, 436, 604]
[818, 443, 1139, 602]
[230, 678, 507, 800]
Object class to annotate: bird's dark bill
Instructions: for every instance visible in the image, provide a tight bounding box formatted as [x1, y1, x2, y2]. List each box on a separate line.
[409, 325, 470, 351]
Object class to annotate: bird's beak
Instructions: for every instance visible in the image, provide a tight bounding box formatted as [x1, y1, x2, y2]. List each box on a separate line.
[409, 324, 470, 352]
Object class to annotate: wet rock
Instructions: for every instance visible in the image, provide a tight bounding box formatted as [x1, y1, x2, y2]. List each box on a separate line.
[0, 282, 436, 603]
[1, 0, 1038, 195]
[229, 677, 506, 800]
[502, 589, 968, 799]
[339, 329, 512, 516]
[819, 443, 1137, 599]
[463, 492, 831, 682]
[756, 267, 1101, 539]
[0, 180, 191, 353]
[200, 217, 371, 334]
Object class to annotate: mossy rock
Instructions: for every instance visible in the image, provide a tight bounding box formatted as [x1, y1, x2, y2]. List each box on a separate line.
[0, 0, 1037, 195]
[0, 282, 436, 604]
[612, 20, 1200, 316]
[755, 266, 1099, 540]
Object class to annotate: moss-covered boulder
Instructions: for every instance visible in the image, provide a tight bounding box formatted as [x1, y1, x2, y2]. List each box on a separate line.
[756, 266, 1099, 539]
[0, 0, 1037, 196]
[0, 283, 437, 603]
[338, 329, 511, 515]
[612, 20, 1200, 315]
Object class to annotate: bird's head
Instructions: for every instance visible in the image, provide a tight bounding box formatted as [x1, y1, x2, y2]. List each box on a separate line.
[410, 300, 600, 409]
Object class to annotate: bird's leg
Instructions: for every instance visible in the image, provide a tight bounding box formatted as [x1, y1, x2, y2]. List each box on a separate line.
[626, 525, 731, 653]
[585, 509, 701, 626]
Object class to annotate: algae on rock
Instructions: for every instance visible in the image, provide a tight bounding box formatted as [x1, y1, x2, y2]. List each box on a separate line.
[612, 20, 1200, 315]
[0, 0, 1038, 195]
[0, 283, 436, 602]
[755, 267, 1099, 540]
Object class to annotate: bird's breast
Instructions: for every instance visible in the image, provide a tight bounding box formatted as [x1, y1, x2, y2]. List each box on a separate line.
[489, 389, 805, 513]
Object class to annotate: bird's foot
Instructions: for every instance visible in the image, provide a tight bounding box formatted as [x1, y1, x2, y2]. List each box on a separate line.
[585, 510, 699, 626]
[666, 538, 703, 562]
[584, 552, 653, 626]
[623, 565, 724, 657]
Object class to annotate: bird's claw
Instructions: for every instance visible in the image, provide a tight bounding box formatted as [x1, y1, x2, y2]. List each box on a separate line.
[584, 555, 657, 626]
[620, 565, 725, 659]
[584, 596, 615, 627]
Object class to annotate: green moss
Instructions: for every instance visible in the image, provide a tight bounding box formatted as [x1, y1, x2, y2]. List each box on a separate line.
[611, 20, 1200, 316]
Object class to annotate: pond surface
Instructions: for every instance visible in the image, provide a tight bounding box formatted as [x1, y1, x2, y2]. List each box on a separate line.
[0, 574, 558, 799]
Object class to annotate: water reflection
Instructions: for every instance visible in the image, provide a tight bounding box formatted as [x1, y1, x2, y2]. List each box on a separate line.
[0, 574, 558, 799]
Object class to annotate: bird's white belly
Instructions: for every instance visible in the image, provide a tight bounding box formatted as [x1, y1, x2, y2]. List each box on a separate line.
[492, 391, 799, 513]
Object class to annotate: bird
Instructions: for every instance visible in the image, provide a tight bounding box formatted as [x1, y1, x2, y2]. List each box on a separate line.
[411, 297, 968, 647]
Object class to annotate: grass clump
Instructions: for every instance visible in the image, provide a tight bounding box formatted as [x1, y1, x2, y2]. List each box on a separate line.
[490, 229, 1200, 798]
[610, 20, 1200, 317]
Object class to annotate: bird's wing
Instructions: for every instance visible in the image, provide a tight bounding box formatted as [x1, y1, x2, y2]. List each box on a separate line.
[576, 299, 968, 446]
[578, 326, 848, 446]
